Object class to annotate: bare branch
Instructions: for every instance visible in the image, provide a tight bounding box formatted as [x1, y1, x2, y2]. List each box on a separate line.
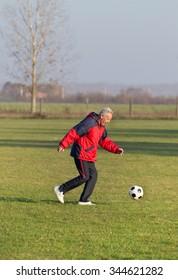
[0, 0, 76, 112]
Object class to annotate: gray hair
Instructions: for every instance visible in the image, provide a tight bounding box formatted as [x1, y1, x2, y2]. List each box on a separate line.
[99, 107, 113, 116]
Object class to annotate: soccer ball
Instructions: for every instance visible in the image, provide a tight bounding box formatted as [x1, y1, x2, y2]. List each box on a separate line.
[129, 185, 144, 200]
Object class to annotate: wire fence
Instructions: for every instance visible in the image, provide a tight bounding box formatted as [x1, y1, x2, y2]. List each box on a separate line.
[0, 101, 178, 119]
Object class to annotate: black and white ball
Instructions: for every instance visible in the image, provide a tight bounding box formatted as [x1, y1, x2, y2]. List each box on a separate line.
[129, 185, 144, 200]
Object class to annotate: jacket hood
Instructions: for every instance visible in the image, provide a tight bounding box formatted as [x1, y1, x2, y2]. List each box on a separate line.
[87, 112, 99, 122]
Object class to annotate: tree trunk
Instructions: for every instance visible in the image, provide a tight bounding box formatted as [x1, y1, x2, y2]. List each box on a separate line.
[31, 88, 36, 114]
[31, 55, 37, 114]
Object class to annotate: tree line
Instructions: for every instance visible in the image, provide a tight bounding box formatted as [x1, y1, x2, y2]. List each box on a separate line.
[0, 82, 177, 105]
[0, 0, 74, 113]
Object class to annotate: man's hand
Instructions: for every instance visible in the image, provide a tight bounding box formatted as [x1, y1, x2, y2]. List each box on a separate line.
[57, 145, 65, 152]
[118, 148, 124, 155]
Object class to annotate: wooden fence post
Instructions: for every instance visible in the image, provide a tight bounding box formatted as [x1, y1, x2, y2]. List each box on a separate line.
[129, 97, 132, 118]
[86, 97, 89, 114]
[40, 98, 43, 115]
[175, 97, 178, 118]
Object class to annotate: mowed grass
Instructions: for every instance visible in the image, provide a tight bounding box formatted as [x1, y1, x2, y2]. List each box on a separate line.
[0, 118, 177, 260]
[0, 102, 177, 118]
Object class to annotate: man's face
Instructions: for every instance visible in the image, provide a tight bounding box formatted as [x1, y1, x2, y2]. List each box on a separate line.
[99, 113, 112, 126]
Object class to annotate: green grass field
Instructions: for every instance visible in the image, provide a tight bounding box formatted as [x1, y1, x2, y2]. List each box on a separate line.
[0, 118, 177, 260]
[0, 102, 177, 118]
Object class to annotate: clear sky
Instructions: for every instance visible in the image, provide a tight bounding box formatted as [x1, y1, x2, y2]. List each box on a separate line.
[0, 0, 178, 85]
[66, 0, 178, 85]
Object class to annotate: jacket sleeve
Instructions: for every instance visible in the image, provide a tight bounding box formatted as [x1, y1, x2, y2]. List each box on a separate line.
[99, 136, 121, 153]
[99, 129, 122, 154]
[59, 128, 80, 149]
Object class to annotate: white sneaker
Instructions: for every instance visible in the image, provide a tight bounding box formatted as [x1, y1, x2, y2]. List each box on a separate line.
[78, 201, 96, 205]
[54, 186, 64, 204]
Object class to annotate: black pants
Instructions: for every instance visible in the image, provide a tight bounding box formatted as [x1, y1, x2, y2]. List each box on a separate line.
[60, 158, 98, 202]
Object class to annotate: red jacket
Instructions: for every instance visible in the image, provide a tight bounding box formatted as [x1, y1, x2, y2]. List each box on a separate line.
[59, 112, 122, 162]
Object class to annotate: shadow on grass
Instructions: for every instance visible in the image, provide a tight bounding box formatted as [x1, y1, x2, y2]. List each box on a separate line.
[0, 139, 57, 149]
[117, 141, 178, 156]
[0, 139, 178, 156]
[0, 197, 109, 206]
[109, 128, 178, 139]
[0, 196, 56, 204]
[0, 196, 78, 205]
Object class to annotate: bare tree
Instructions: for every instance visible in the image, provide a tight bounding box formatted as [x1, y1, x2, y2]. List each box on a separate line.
[0, 0, 74, 113]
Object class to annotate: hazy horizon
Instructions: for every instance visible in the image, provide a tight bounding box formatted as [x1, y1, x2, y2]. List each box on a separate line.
[0, 0, 178, 86]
